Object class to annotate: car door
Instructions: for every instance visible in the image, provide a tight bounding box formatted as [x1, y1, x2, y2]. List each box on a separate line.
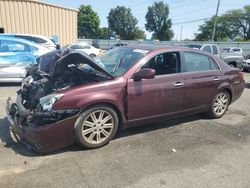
[181, 51, 221, 110]
[127, 51, 185, 121]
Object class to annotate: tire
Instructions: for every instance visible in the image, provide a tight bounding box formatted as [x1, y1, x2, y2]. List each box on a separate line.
[229, 62, 236, 68]
[89, 54, 96, 58]
[243, 68, 248, 72]
[207, 91, 230, 119]
[74, 105, 119, 149]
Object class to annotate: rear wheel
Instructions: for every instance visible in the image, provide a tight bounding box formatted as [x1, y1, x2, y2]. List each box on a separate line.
[74, 105, 119, 149]
[229, 62, 236, 68]
[207, 91, 230, 118]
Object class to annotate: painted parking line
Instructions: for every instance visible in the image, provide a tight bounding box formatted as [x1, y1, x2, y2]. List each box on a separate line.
[0, 167, 29, 176]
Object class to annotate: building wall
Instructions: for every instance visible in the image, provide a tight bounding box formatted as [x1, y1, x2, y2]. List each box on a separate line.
[0, 0, 78, 45]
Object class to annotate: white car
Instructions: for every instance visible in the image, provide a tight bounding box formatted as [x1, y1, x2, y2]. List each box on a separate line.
[221, 47, 243, 56]
[0, 33, 59, 50]
[242, 59, 250, 72]
[185, 44, 220, 58]
[68, 43, 102, 57]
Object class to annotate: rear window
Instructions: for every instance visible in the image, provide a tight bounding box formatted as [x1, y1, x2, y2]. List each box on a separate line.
[232, 48, 241, 52]
[183, 52, 219, 72]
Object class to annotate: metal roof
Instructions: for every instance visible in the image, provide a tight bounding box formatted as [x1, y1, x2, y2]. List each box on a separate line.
[1, 0, 78, 12]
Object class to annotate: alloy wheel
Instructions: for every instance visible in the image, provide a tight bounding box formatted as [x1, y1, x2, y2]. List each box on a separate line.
[213, 92, 229, 116]
[81, 110, 114, 144]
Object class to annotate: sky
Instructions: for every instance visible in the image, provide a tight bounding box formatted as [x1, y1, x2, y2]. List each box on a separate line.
[44, 0, 250, 40]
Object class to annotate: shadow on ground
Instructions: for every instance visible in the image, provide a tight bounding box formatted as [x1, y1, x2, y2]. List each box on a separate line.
[0, 118, 37, 156]
[0, 114, 204, 156]
[245, 82, 250, 89]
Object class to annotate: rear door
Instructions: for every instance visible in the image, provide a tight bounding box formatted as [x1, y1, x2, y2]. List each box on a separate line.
[181, 51, 221, 109]
[127, 51, 185, 120]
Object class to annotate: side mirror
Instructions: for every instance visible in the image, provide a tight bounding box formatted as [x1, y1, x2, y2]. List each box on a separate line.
[133, 68, 156, 81]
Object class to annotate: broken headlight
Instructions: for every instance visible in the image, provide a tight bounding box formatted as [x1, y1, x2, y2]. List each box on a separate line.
[39, 93, 64, 111]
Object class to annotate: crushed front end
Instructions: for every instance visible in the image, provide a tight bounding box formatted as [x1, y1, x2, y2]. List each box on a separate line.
[6, 93, 79, 153]
[5, 51, 113, 153]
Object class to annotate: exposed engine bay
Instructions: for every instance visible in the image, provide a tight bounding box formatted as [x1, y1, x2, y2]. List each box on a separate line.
[10, 52, 113, 126]
[21, 64, 108, 110]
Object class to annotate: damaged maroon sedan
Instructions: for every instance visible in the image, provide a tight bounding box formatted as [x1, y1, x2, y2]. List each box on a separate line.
[6, 46, 244, 153]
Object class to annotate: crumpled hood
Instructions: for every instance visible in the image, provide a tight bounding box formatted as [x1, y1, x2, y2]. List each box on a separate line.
[51, 51, 114, 79]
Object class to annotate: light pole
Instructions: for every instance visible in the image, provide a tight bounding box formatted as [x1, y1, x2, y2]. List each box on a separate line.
[180, 26, 183, 41]
[212, 0, 221, 41]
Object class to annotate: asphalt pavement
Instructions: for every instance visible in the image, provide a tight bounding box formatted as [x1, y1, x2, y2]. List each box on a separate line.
[0, 73, 250, 188]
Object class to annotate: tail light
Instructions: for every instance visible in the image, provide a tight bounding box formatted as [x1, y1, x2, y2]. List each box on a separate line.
[239, 71, 244, 81]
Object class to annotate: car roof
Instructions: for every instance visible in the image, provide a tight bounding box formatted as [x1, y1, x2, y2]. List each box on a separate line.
[0, 36, 46, 48]
[222, 47, 242, 50]
[126, 44, 203, 52]
[124, 44, 216, 57]
[0, 33, 51, 40]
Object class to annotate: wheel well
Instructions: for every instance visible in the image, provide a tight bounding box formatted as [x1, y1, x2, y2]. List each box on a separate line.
[81, 102, 123, 126]
[222, 88, 232, 104]
[228, 61, 236, 67]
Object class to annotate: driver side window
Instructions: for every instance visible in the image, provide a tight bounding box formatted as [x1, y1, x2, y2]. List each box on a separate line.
[142, 52, 180, 75]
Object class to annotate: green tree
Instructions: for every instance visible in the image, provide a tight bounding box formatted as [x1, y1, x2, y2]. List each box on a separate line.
[133, 28, 146, 40]
[224, 6, 250, 40]
[145, 1, 173, 41]
[78, 5, 100, 38]
[194, 16, 238, 41]
[98, 27, 111, 39]
[107, 6, 140, 40]
[195, 5, 250, 41]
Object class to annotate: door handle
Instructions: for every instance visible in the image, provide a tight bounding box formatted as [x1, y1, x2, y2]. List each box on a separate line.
[174, 82, 184, 87]
[214, 77, 220, 81]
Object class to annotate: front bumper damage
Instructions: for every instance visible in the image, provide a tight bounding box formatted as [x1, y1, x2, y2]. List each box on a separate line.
[6, 96, 79, 153]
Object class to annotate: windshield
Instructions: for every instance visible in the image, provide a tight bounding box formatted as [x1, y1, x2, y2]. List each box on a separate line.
[94, 47, 149, 77]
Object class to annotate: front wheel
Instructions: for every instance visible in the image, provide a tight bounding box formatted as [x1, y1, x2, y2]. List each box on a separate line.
[74, 105, 119, 149]
[207, 91, 230, 118]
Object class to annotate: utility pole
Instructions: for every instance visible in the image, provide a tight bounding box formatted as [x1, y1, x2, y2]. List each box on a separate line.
[180, 26, 183, 41]
[212, 0, 221, 41]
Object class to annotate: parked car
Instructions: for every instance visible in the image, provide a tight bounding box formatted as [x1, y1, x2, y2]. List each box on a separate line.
[67, 43, 103, 57]
[0, 33, 60, 50]
[221, 53, 244, 69]
[6, 46, 244, 153]
[186, 44, 244, 68]
[242, 59, 250, 72]
[221, 47, 243, 56]
[220, 47, 244, 68]
[185, 44, 220, 58]
[0, 36, 51, 82]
